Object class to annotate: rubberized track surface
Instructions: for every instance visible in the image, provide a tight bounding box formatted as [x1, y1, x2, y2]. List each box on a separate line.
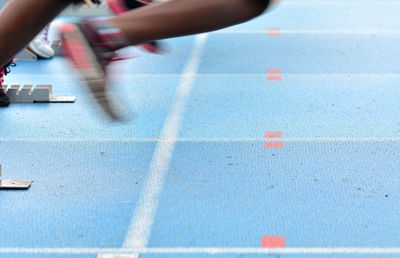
[1, 1, 400, 257]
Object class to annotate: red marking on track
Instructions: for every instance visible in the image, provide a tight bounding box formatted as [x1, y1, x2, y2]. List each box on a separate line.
[268, 28, 281, 36]
[267, 76, 282, 81]
[261, 236, 286, 248]
[265, 131, 283, 138]
[267, 69, 282, 81]
[267, 69, 281, 74]
[264, 142, 283, 149]
[264, 131, 283, 149]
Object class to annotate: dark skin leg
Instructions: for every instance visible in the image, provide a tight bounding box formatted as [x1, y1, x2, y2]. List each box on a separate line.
[0, 0, 69, 68]
[111, 0, 269, 45]
[0, 0, 268, 67]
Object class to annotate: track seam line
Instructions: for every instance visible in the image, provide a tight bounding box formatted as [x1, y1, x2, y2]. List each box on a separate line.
[96, 33, 209, 258]
[14, 73, 400, 77]
[281, 0, 400, 3]
[5, 247, 400, 255]
[2, 137, 400, 143]
[214, 30, 400, 35]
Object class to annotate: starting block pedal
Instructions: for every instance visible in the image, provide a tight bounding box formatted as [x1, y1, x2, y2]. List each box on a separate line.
[3, 84, 76, 103]
[16, 41, 64, 60]
[16, 47, 38, 61]
[0, 165, 31, 190]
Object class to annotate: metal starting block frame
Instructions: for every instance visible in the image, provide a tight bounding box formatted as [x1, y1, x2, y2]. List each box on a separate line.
[0, 165, 31, 190]
[16, 41, 63, 60]
[3, 84, 76, 103]
[16, 48, 38, 61]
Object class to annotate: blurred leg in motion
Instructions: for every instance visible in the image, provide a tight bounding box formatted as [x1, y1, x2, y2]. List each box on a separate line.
[60, 0, 269, 119]
[111, 0, 270, 45]
[106, 0, 161, 53]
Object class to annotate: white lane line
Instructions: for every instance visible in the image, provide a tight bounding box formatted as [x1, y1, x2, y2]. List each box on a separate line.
[13, 73, 400, 77]
[281, 0, 400, 3]
[112, 33, 209, 256]
[4, 247, 400, 255]
[214, 30, 400, 35]
[111, 73, 400, 77]
[2, 137, 400, 143]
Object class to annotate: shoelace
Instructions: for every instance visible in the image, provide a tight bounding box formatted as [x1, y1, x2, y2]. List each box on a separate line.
[4, 59, 16, 76]
[0, 59, 16, 88]
[42, 24, 50, 43]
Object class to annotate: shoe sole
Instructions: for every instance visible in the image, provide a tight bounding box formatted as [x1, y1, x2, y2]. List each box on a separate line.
[28, 43, 54, 59]
[60, 23, 123, 121]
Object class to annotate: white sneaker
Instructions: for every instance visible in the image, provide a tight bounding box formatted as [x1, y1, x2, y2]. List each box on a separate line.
[28, 24, 55, 59]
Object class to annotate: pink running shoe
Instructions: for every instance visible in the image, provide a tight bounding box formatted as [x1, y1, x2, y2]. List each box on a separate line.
[0, 59, 16, 107]
[107, 0, 161, 54]
[60, 21, 126, 121]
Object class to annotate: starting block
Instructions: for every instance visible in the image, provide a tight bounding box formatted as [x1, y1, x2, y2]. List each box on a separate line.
[3, 84, 76, 103]
[16, 41, 63, 60]
[16, 48, 38, 61]
[0, 165, 31, 190]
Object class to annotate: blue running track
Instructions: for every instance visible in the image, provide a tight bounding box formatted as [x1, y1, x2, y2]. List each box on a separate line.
[1, 1, 400, 257]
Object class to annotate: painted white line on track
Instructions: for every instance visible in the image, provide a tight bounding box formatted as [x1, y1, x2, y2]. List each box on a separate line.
[4, 247, 400, 255]
[2, 137, 400, 143]
[214, 30, 400, 35]
[99, 33, 209, 258]
[112, 73, 400, 78]
[281, 0, 400, 3]
[15, 73, 400, 77]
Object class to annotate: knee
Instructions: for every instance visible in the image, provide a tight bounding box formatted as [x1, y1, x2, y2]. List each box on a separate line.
[234, 0, 270, 23]
[246, 0, 270, 18]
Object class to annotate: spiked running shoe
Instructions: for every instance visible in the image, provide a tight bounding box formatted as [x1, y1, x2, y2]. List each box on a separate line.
[29, 24, 55, 59]
[0, 59, 16, 107]
[60, 21, 124, 121]
[107, 0, 161, 54]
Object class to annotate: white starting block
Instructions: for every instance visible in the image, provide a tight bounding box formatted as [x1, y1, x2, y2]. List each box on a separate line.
[3, 84, 76, 103]
[16, 48, 38, 61]
[0, 165, 31, 190]
[16, 41, 63, 60]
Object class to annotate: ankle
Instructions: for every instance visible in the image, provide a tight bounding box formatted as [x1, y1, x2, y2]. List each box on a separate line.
[85, 18, 130, 51]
